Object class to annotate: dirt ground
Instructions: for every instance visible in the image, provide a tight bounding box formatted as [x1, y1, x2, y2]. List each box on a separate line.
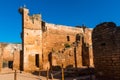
[0, 68, 95, 80]
[0, 68, 52, 80]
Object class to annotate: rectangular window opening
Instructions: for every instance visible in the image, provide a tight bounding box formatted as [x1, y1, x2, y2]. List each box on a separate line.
[67, 36, 70, 41]
[35, 54, 39, 67]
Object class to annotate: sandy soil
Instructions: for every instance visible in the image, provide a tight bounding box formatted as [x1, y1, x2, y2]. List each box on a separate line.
[0, 68, 54, 80]
[0, 68, 95, 80]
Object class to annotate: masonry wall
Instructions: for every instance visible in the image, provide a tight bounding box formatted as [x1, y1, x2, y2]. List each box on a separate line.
[0, 43, 21, 71]
[19, 7, 94, 71]
[42, 23, 83, 53]
[19, 7, 43, 71]
[92, 22, 120, 80]
[42, 23, 93, 69]
[13, 49, 20, 70]
[42, 23, 83, 69]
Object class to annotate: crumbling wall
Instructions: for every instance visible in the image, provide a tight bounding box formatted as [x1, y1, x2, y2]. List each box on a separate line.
[13, 47, 21, 70]
[42, 23, 84, 69]
[19, 7, 43, 71]
[43, 23, 84, 53]
[0, 43, 21, 71]
[92, 22, 120, 80]
[42, 23, 93, 69]
[82, 28, 93, 67]
[19, 7, 93, 71]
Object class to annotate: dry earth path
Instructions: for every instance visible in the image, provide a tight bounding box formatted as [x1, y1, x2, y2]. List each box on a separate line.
[0, 68, 95, 80]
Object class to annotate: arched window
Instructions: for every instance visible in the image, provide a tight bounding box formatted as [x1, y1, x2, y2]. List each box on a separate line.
[76, 34, 80, 42]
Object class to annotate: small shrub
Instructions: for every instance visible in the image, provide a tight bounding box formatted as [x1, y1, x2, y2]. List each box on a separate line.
[52, 66, 61, 71]
[64, 43, 70, 48]
[51, 48, 55, 52]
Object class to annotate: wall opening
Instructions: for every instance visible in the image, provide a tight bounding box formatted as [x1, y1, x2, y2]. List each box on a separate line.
[101, 43, 106, 46]
[2, 61, 8, 68]
[42, 21, 47, 32]
[82, 46, 90, 66]
[48, 52, 52, 70]
[35, 54, 39, 67]
[67, 36, 70, 41]
[74, 47, 77, 68]
[76, 34, 80, 42]
[82, 37, 90, 66]
[2, 61, 13, 69]
[20, 50, 24, 71]
[8, 61, 13, 69]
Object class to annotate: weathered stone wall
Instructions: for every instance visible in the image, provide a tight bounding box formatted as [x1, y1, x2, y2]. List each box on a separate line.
[43, 23, 83, 54]
[92, 22, 120, 80]
[19, 7, 43, 71]
[51, 40, 83, 68]
[82, 28, 93, 67]
[42, 23, 84, 69]
[13, 49, 20, 70]
[0, 43, 21, 71]
[19, 7, 93, 71]
[3, 44, 14, 61]
[42, 23, 93, 69]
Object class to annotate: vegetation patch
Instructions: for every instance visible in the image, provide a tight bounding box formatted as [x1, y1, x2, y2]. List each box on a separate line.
[64, 43, 70, 48]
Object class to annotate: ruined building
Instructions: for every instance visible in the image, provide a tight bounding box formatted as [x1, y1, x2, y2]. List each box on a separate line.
[18, 7, 93, 71]
[92, 22, 120, 80]
[0, 7, 120, 80]
[0, 7, 93, 72]
[0, 43, 21, 71]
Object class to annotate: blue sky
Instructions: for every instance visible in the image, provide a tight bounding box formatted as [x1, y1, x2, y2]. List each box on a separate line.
[0, 0, 120, 43]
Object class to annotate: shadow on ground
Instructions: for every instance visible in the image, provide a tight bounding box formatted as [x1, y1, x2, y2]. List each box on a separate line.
[32, 66, 95, 80]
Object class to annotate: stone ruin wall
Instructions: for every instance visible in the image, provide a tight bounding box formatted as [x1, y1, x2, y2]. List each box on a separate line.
[42, 23, 83, 68]
[19, 7, 43, 71]
[18, 7, 94, 71]
[92, 22, 120, 80]
[0, 7, 94, 71]
[0, 43, 21, 71]
[42, 22, 93, 69]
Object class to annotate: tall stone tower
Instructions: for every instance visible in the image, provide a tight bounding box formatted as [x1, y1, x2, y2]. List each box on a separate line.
[19, 7, 43, 71]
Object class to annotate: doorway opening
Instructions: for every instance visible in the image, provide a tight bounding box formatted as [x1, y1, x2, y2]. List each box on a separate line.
[35, 54, 39, 67]
[20, 50, 24, 71]
[8, 61, 13, 69]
